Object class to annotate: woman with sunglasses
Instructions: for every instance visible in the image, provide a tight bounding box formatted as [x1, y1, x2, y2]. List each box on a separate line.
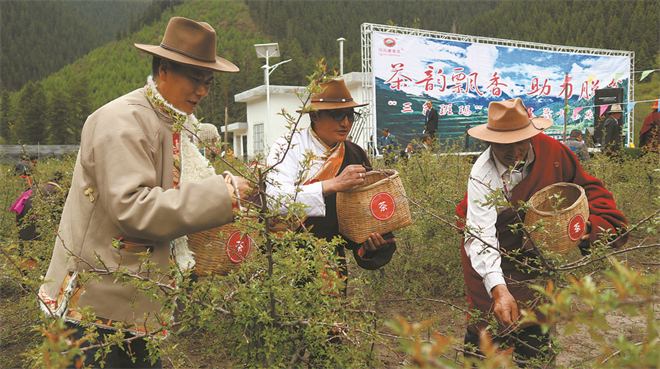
[266, 78, 397, 290]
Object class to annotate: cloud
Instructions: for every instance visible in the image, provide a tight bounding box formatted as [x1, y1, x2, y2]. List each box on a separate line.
[465, 43, 498, 77]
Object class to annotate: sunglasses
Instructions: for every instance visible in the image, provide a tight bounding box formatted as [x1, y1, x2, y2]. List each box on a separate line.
[323, 110, 361, 122]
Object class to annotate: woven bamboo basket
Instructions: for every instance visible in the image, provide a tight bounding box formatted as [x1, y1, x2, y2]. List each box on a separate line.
[187, 172, 257, 277]
[336, 170, 412, 244]
[523, 182, 589, 255]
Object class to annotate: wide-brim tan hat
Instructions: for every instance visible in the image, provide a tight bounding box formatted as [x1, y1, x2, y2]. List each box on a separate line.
[135, 17, 239, 73]
[609, 104, 623, 113]
[468, 98, 553, 144]
[301, 78, 367, 112]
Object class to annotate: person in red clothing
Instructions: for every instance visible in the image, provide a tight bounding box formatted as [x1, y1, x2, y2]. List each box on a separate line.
[456, 98, 629, 366]
[639, 100, 660, 152]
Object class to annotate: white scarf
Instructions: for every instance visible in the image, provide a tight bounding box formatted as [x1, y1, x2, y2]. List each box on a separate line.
[147, 74, 218, 271]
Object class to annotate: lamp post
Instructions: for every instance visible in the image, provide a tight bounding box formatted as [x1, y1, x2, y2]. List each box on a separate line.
[254, 43, 291, 146]
[337, 37, 346, 76]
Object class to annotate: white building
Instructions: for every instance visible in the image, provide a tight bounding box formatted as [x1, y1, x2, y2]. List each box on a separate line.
[225, 72, 367, 160]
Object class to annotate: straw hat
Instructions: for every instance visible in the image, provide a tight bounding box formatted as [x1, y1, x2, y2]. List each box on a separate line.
[135, 17, 239, 73]
[305, 78, 367, 112]
[468, 98, 553, 144]
[609, 104, 623, 113]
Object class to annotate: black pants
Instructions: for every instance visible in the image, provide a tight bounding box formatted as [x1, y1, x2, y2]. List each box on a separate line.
[463, 325, 550, 368]
[65, 322, 162, 369]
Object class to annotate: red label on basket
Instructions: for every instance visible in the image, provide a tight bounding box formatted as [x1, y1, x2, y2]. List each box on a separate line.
[567, 214, 586, 242]
[226, 231, 251, 263]
[370, 192, 396, 221]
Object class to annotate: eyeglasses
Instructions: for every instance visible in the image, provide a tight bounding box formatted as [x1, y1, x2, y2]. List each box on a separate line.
[323, 110, 361, 123]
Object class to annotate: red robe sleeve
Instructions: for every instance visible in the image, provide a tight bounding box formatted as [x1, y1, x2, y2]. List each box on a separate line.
[456, 134, 629, 249]
[555, 135, 629, 247]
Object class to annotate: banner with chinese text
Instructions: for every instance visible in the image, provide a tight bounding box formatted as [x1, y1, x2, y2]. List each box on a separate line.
[372, 31, 631, 149]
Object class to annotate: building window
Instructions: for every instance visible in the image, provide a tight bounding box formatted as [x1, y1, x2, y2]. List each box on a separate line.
[242, 135, 248, 158]
[253, 123, 264, 155]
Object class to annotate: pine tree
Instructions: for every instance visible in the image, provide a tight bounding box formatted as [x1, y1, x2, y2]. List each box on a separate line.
[67, 74, 92, 143]
[280, 39, 310, 86]
[16, 81, 48, 144]
[47, 91, 72, 144]
[0, 90, 13, 143]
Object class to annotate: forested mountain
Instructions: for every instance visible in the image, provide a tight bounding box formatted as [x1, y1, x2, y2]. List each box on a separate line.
[466, 0, 658, 71]
[64, 0, 152, 42]
[249, 0, 659, 83]
[1, 0, 658, 145]
[1, 0, 267, 144]
[0, 0, 150, 93]
[248, 0, 502, 84]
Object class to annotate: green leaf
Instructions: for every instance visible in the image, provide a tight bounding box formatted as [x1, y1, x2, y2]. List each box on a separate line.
[588, 327, 606, 343]
[563, 322, 577, 336]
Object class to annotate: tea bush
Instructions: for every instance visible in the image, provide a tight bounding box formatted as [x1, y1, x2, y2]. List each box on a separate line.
[1, 154, 75, 368]
[357, 142, 473, 301]
[1, 108, 659, 367]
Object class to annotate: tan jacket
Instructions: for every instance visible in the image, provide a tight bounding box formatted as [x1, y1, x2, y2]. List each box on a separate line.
[42, 88, 233, 330]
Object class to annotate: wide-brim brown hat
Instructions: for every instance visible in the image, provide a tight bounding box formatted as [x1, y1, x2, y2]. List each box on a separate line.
[303, 78, 367, 112]
[135, 17, 239, 73]
[468, 98, 553, 144]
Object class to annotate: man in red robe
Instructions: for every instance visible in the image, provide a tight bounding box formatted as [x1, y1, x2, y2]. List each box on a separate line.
[639, 100, 660, 152]
[456, 98, 628, 366]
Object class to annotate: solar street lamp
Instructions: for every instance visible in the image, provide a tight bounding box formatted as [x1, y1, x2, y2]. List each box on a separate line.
[254, 43, 291, 133]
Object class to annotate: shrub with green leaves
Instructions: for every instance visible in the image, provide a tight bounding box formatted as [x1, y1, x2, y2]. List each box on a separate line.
[1, 92, 658, 369]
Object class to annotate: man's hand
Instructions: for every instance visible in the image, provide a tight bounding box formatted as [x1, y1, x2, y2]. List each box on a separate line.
[491, 284, 518, 328]
[361, 233, 396, 252]
[579, 220, 592, 242]
[224, 175, 251, 205]
[232, 176, 251, 199]
[321, 164, 366, 196]
[577, 219, 592, 251]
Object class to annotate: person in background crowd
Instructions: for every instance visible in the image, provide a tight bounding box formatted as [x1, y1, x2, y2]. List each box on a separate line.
[379, 127, 398, 165]
[39, 17, 250, 368]
[583, 127, 595, 148]
[415, 133, 432, 153]
[564, 129, 590, 162]
[222, 147, 235, 162]
[14, 154, 33, 187]
[456, 98, 628, 367]
[12, 172, 66, 243]
[10, 165, 64, 269]
[639, 100, 659, 152]
[400, 143, 414, 162]
[424, 100, 438, 139]
[602, 104, 624, 158]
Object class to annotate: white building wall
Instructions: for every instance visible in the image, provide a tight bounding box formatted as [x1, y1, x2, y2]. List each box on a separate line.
[232, 72, 365, 160]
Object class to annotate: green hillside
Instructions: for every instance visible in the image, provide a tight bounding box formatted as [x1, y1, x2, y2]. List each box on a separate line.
[1, 0, 658, 145]
[0, 0, 151, 93]
[1, 0, 268, 144]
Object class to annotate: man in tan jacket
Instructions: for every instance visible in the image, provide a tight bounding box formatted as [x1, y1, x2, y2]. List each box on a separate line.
[40, 17, 249, 368]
